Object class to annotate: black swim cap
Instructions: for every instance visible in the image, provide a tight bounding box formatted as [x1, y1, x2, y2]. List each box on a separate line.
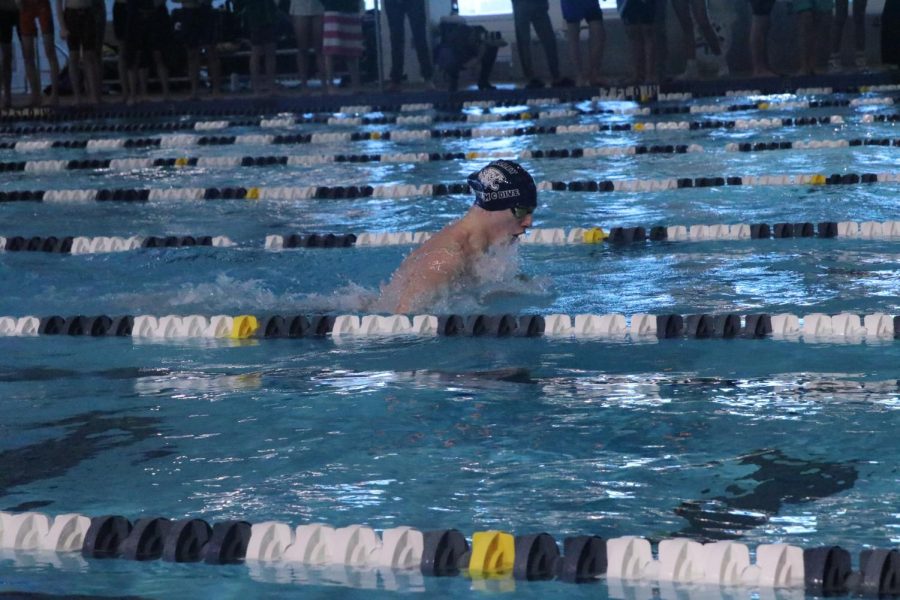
[468, 160, 537, 212]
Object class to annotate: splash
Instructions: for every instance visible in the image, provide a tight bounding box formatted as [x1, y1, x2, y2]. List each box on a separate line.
[373, 242, 552, 314]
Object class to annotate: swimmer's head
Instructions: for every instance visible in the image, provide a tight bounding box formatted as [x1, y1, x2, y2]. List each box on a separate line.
[468, 160, 537, 215]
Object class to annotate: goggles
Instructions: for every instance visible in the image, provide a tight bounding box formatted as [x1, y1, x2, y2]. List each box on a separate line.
[510, 206, 534, 220]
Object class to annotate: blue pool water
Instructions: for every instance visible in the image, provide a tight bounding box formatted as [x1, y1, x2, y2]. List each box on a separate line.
[0, 92, 899, 598]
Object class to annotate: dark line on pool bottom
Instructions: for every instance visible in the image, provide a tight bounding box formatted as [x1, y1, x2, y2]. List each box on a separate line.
[0, 368, 171, 383]
[0, 411, 164, 507]
[0, 593, 148, 600]
[673, 448, 858, 540]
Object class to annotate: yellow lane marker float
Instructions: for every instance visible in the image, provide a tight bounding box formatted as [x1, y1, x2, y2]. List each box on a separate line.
[469, 530, 515, 578]
[582, 227, 608, 244]
[230, 315, 259, 339]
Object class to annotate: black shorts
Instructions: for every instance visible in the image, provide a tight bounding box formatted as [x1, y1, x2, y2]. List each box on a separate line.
[249, 23, 275, 46]
[749, 0, 776, 15]
[620, 0, 656, 25]
[64, 7, 98, 52]
[561, 0, 603, 24]
[0, 9, 17, 44]
[125, 6, 171, 68]
[181, 5, 216, 48]
[113, 1, 126, 40]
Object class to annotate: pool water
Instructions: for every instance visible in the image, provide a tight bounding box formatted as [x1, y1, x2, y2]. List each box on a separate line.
[0, 92, 899, 598]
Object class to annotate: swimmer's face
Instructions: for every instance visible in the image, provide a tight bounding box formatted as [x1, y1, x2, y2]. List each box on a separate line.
[509, 206, 534, 238]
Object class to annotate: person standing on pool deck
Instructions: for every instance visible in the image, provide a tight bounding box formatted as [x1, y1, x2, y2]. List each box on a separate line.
[382, 160, 536, 314]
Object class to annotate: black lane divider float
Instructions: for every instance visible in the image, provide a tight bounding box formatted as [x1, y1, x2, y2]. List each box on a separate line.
[0, 115, 844, 152]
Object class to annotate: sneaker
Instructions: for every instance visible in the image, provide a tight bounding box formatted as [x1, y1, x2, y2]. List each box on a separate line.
[552, 77, 575, 88]
[524, 78, 545, 89]
[828, 55, 843, 72]
[714, 55, 729, 78]
[675, 59, 699, 81]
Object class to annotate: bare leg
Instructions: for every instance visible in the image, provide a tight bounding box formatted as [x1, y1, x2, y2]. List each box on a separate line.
[642, 24, 658, 83]
[41, 34, 59, 105]
[750, 14, 775, 76]
[625, 25, 645, 83]
[832, 0, 848, 55]
[205, 46, 221, 96]
[1, 43, 13, 108]
[264, 42, 276, 94]
[293, 15, 310, 86]
[830, 0, 848, 68]
[81, 50, 100, 105]
[671, 0, 696, 61]
[798, 11, 815, 74]
[852, 0, 867, 65]
[21, 35, 41, 105]
[249, 45, 261, 93]
[689, 0, 721, 54]
[565, 21, 585, 85]
[69, 49, 84, 105]
[187, 47, 201, 98]
[348, 56, 359, 92]
[311, 15, 324, 85]
[117, 42, 131, 101]
[587, 20, 604, 84]
[153, 50, 170, 100]
[138, 67, 149, 99]
[324, 53, 334, 92]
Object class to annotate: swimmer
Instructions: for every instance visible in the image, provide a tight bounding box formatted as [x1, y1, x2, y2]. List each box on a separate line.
[382, 160, 537, 313]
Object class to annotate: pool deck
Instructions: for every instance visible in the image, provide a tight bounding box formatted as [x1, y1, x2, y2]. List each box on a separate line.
[1, 69, 898, 122]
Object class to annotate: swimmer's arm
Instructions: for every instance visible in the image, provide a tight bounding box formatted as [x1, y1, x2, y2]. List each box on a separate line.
[393, 251, 466, 313]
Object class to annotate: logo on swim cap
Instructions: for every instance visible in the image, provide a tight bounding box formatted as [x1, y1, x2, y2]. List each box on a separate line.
[468, 160, 537, 212]
[477, 167, 509, 191]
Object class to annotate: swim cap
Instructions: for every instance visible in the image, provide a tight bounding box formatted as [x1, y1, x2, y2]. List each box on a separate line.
[468, 160, 537, 212]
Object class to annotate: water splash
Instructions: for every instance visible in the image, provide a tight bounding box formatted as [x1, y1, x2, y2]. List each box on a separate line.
[373, 242, 553, 314]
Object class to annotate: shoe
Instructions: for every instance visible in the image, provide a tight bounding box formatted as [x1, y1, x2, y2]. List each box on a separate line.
[716, 60, 730, 78]
[827, 55, 843, 72]
[551, 77, 575, 88]
[524, 78, 545, 89]
[675, 59, 699, 80]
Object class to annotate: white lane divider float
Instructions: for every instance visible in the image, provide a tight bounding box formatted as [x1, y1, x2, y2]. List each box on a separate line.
[605, 536, 805, 590]
[0, 512, 91, 552]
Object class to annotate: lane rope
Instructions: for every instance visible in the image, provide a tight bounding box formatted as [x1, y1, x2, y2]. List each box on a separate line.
[0, 171, 896, 204]
[2, 91, 888, 137]
[4, 134, 898, 176]
[0, 312, 897, 342]
[6, 221, 900, 255]
[0, 509, 894, 594]
[1, 115, 854, 153]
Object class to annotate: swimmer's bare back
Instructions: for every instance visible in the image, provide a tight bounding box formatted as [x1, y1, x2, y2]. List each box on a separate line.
[383, 222, 476, 313]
